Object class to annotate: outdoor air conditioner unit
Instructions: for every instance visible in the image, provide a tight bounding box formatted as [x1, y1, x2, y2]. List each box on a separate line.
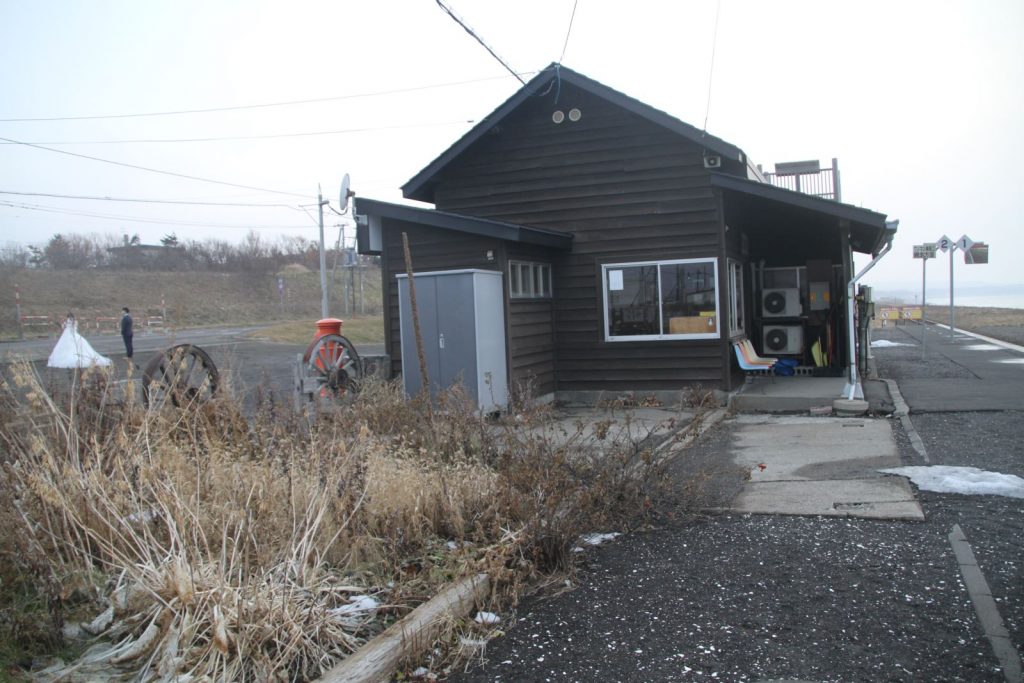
[762, 288, 802, 317]
[763, 324, 804, 355]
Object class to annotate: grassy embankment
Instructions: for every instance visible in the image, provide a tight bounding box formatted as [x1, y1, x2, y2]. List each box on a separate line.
[0, 267, 384, 342]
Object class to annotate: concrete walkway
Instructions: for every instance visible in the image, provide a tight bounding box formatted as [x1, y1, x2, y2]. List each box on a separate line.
[726, 414, 924, 520]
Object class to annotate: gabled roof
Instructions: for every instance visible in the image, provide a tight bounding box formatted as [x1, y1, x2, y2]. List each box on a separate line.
[709, 173, 894, 254]
[353, 197, 573, 251]
[402, 63, 746, 203]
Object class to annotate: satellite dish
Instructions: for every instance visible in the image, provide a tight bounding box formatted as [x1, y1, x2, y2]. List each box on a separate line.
[339, 173, 353, 212]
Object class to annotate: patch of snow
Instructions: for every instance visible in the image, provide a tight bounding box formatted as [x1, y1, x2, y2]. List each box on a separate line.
[579, 532, 621, 546]
[474, 611, 501, 625]
[329, 595, 380, 626]
[870, 339, 912, 348]
[125, 508, 159, 525]
[880, 466, 1024, 499]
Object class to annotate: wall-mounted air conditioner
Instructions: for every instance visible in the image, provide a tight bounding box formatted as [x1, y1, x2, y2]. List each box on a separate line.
[763, 324, 804, 355]
[762, 288, 802, 317]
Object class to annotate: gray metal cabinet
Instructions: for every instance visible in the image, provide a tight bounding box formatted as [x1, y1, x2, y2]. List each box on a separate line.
[396, 269, 507, 411]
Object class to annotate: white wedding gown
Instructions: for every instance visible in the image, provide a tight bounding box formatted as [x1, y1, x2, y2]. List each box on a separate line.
[47, 320, 112, 368]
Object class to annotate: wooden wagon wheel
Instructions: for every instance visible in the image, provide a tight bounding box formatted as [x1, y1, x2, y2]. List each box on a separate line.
[303, 334, 362, 401]
[142, 344, 219, 408]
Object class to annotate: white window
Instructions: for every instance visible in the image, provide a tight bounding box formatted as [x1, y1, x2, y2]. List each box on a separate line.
[510, 261, 551, 299]
[602, 258, 720, 341]
[728, 258, 745, 337]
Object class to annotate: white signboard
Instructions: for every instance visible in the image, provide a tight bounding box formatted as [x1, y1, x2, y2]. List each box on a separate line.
[936, 235, 952, 253]
[608, 269, 624, 291]
[956, 235, 974, 252]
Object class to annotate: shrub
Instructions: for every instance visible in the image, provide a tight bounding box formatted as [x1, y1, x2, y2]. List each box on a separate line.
[0, 365, 694, 679]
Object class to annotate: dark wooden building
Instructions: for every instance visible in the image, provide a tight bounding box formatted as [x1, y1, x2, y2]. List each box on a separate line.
[356, 64, 894, 403]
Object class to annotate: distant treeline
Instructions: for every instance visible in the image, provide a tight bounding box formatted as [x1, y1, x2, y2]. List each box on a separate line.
[0, 231, 374, 273]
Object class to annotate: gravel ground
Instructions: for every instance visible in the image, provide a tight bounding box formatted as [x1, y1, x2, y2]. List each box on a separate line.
[445, 330, 1023, 682]
[450, 419, 1007, 682]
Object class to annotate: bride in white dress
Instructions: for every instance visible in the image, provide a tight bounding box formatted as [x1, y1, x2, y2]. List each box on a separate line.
[47, 314, 112, 368]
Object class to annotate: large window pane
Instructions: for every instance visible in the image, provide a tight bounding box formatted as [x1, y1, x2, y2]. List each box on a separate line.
[660, 262, 717, 335]
[607, 265, 659, 337]
[603, 258, 720, 340]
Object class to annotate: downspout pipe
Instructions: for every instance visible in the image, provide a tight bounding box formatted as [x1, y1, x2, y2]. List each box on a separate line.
[844, 226, 896, 400]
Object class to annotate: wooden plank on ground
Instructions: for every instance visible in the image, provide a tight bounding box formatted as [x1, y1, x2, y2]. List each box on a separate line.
[316, 573, 490, 683]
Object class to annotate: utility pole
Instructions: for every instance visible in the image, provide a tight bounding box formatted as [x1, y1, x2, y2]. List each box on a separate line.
[317, 187, 329, 319]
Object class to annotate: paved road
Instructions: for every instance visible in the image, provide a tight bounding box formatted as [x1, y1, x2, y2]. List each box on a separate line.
[0, 326, 386, 406]
[869, 322, 1024, 411]
[448, 322, 1023, 682]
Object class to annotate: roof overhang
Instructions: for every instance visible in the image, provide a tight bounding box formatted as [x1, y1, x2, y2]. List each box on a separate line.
[353, 197, 573, 254]
[402, 64, 746, 203]
[709, 173, 893, 255]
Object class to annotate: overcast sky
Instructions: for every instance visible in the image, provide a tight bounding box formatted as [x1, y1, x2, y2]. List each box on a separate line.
[2, 1, 1021, 298]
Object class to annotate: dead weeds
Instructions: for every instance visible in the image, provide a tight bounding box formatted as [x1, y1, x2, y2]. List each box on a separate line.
[0, 364, 701, 680]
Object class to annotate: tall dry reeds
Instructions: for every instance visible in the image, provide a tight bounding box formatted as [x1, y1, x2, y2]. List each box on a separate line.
[0, 363, 694, 680]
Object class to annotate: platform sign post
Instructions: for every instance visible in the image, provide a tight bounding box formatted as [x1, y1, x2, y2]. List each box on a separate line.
[937, 234, 983, 340]
[913, 243, 936, 356]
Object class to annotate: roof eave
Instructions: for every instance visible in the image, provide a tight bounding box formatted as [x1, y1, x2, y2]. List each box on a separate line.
[353, 197, 573, 250]
[709, 173, 891, 254]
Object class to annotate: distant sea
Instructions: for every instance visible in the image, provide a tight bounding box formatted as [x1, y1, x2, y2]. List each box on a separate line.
[876, 287, 1024, 310]
[923, 293, 1024, 309]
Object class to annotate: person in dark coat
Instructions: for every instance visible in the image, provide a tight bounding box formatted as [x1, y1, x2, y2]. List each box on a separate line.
[120, 307, 134, 359]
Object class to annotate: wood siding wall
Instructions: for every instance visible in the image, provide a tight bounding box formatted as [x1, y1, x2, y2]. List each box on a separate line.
[430, 84, 727, 392]
[379, 224, 558, 396]
[506, 243, 557, 397]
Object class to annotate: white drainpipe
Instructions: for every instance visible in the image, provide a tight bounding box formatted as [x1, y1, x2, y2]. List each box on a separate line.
[844, 238, 893, 400]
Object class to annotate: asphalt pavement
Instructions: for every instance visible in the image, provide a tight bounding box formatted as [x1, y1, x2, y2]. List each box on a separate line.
[0, 326, 386, 409]
[449, 321, 1023, 683]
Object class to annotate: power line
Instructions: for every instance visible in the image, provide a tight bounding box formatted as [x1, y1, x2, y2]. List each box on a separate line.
[702, 0, 722, 134]
[0, 199, 312, 230]
[559, 0, 579, 64]
[0, 74, 531, 123]
[435, 1, 525, 84]
[0, 189, 301, 209]
[0, 119, 475, 146]
[0, 136, 314, 199]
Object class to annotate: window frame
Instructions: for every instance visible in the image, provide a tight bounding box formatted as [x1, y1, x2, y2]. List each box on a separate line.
[509, 260, 552, 299]
[727, 258, 745, 337]
[602, 257, 721, 342]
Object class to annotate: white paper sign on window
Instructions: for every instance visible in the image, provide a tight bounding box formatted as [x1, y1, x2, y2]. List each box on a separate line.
[608, 269, 624, 291]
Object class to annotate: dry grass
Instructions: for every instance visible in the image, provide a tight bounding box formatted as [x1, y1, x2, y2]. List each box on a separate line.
[937, 305, 1024, 329]
[0, 268, 383, 340]
[0, 364, 697, 680]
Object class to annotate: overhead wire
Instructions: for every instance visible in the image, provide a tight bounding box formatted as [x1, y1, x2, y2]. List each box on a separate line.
[0, 189, 302, 209]
[0, 119, 475, 146]
[435, 0, 525, 84]
[0, 135, 314, 199]
[702, 0, 722, 134]
[0, 199, 312, 230]
[0, 73, 533, 123]
[559, 0, 579, 64]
